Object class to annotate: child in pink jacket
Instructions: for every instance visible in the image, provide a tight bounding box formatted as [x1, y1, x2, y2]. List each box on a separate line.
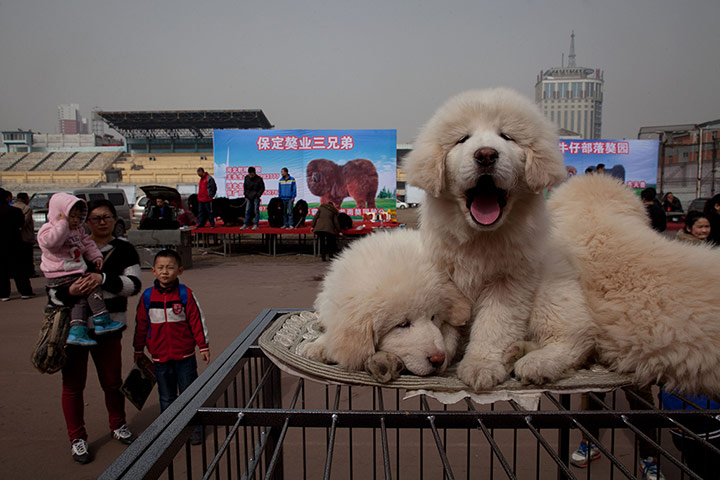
[38, 193, 123, 346]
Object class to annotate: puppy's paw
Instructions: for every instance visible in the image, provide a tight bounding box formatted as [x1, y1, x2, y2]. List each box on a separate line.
[457, 356, 510, 391]
[503, 341, 539, 367]
[365, 352, 405, 383]
[513, 350, 565, 385]
[301, 341, 328, 363]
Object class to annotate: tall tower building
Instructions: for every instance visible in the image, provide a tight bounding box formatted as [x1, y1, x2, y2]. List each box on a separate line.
[58, 103, 89, 134]
[535, 32, 604, 139]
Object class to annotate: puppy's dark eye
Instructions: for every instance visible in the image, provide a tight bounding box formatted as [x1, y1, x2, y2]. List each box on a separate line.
[499, 132, 514, 142]
[456, 135, 470, 144]
[398, 321, 410, 329]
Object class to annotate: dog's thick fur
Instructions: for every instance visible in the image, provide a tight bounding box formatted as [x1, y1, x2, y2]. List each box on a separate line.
[302, 229, 471, 382]
[404, 88, 595, 391]
[550, 174, 720, 397]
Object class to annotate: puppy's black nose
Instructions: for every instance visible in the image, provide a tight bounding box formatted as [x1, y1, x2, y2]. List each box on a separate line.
[429, 352, 445, 369]
[474, 147, 498, 166]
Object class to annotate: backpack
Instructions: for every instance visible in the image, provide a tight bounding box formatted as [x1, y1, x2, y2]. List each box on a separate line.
[31, 305, 72, 374]
[267, 197, 284, 227]
[141, 285, 188, 338]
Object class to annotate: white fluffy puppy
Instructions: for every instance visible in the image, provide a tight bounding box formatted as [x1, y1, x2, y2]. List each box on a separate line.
[550, 174, 720, 398]
[302, 228, 471, 382]
[404, 88, 596, 391]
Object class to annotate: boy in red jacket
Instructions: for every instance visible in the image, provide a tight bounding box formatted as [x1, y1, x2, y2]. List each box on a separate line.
[133, 249, 210, 443]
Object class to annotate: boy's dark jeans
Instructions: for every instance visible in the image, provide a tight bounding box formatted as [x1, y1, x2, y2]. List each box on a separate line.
[153, 356, 198, 412]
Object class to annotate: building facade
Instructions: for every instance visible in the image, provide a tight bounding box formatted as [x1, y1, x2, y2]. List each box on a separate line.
[58, 103, 89, 134]
[535, 32, 604, 139]
[638, 121, 720, 200]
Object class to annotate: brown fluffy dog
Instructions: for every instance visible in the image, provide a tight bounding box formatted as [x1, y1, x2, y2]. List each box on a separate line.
[306, 159, 347, 207]
[343, 159, 378, 208]
[306, 158, 379, 208]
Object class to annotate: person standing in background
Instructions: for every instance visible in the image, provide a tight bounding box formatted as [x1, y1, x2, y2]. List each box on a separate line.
[641, 187, 666, 232]
[241, 167, 265, 230]
[0, 188, 34, 300]
[278, 168, 297, 229]
[14, 192, 36, 278]
[311, 202, 341, 261]
[196, 168, 217, 228]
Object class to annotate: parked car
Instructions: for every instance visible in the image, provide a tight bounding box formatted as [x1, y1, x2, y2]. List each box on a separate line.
[30, 188, 131, 238]
[137, 185, 194, 229]
[687, 197, 710, 215]
[131, 195, 149, 226]
[396, 200, 409, 209]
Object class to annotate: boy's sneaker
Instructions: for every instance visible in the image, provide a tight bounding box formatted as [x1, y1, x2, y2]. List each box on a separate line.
[71, 438, 91, 464]
[640, 457, 664, 480]
[570, 440, 601, 467]
[67, 326, 98, 347]
[92, 313, 124, 335]
[113, 424, 136, 445]
[0, 297, 9, 302]
[252, 225, 258, 230]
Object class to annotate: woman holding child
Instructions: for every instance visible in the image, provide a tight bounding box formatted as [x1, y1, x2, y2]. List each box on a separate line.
[49, 198, 142, 464]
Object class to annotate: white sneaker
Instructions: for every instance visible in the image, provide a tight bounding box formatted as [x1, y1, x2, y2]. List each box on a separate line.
[0, 298, 9, 302]
[252, 225, 258, 230]
[570, 440, 600, 467]
[640, 457, 664, 480]
[71, 438, 91, 464]
[113, 424, 136, 445]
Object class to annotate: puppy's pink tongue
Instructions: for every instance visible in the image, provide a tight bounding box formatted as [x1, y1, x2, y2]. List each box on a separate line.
[470, 196, 500, 225]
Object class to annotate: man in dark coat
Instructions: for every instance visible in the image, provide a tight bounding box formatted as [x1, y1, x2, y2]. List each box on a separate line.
[311, 202, 341, 261]
[241, 167, 265, 230]
[641, 187, 666, 232]
[0, 188, 34, 300]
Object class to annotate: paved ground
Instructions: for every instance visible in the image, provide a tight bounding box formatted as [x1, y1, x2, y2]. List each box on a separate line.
[1, 208, 682, 479]
[2, 258, 334, 479]
[1, 209, 420, 479]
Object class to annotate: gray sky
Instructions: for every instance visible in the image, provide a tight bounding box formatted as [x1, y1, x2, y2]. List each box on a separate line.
[1, 0, 718, 143]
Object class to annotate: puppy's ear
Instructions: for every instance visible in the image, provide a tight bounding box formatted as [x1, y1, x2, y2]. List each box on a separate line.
[524, 138, 567, 194]
[403, 142, 445, 198]
[442, 282, 472, 326]
[328, 311, 376, 371]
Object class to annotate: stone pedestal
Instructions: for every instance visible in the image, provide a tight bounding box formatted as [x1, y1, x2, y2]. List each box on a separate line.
[127, 228, 193, 269]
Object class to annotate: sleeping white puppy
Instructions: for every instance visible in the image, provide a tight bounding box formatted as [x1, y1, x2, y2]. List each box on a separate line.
[302, 228, 471, 382]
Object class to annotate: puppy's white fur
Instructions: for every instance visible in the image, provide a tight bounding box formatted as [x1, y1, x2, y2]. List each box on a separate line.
[550, 174, 720, 397]
[404, 88, 595, 391]
[303, 229, 471, 380]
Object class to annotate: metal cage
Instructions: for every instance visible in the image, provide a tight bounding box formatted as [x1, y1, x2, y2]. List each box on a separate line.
[101, 309, 720, 479]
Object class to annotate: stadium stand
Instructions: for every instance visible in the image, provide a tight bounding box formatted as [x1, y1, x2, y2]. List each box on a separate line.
[0, 152, 27, 171]
[114, 153, 213, 185]
[85, 151, 122, 170]
[59, 151, 99, 170]
[1, 109, 271, 197]
[36, 151, 75, 171]
[8, 152, 51, 171]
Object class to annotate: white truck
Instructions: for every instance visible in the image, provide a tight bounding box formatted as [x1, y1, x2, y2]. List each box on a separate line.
[404, 185, 425, 207]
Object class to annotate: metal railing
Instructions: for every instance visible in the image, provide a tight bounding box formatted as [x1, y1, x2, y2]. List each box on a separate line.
[101, 309, 720, 479]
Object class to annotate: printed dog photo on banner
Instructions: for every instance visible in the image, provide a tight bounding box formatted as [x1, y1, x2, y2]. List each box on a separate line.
[213, 129, 397, 220]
